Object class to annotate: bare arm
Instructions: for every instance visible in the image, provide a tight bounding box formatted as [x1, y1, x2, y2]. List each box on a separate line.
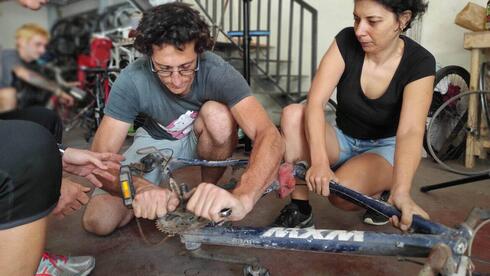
[8, 0, 48, 10]
[13, 65, 64, 96]
[305, 40, 345, 167]
[391, 75, 434, 229]
[91, 116, 131, 194]
[231, 96, 285, 211]
[302, 40, 345, 194]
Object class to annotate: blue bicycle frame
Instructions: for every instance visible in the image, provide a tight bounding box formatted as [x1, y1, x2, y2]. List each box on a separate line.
[136, 154, 487, 275]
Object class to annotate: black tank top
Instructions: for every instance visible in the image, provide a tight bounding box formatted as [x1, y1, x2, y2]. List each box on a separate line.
[335, 27, 435, 139]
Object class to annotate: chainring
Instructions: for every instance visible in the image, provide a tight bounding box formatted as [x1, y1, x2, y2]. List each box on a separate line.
[155, 209, 211, 236]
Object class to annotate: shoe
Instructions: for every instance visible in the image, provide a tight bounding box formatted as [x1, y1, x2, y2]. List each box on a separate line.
[127, 124, 136, 136]
[362, 191, 390, 226]
[35, 252, 95, 276]
[271, 202, 314, 228]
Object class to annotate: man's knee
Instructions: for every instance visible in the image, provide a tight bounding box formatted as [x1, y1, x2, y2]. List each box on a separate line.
[198, 101, 236, 145]
[82, 196, 130, 236]
[280, 104, 304, 131]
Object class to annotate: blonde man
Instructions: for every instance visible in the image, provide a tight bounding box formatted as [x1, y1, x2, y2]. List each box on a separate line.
[0, 23, 73, 113]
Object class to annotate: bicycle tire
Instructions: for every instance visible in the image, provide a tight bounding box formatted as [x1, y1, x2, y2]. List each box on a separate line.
[424, 65, 470, 160]
[426, 90, 490, 175]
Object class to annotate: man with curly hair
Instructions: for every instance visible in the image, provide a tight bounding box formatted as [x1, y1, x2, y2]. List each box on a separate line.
[82, 2, 284, 236]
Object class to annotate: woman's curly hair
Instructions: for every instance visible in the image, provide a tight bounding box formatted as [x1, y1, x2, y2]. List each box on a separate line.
[134, 3, 213, 55]
[372, 0, 428, 31]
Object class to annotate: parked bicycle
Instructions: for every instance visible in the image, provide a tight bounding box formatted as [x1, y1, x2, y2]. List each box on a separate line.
[424, 64, 490, 175]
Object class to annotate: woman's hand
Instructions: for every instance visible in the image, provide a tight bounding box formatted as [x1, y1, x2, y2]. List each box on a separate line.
[306, 164, 337, 197]
[389, 192, 430, 231]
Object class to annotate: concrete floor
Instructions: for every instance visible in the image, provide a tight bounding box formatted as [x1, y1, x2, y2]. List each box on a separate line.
[48, 100, 490, 276]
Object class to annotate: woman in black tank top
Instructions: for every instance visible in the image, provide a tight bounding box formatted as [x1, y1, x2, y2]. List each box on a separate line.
[272, 0, 434, 232]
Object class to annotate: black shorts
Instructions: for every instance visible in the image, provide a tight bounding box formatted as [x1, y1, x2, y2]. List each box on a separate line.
[0, 106, 63, 143]
[0, 120, 61, 230]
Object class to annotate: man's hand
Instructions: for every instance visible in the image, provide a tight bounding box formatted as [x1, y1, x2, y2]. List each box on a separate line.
[51, 178, 90, 219]
[306, 165, 337, 197]
[133, 185, 179, 220]
[62, 148, 124, 187]
[58, 91, 75, 106]
[389, 192, 430, 232]
[186, 183, 253, 222]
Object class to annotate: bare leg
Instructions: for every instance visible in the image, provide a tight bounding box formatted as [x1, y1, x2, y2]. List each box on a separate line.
[280, 104, 340, 200]
[0, 217, 47, 275]
[0, 88, 17, 113]
[329, 153, 393, 211]
[194, 101, 237, 183]
[82, 194, 133, 236]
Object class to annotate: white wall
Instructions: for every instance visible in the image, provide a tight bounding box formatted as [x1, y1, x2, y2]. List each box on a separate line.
[0, 1, 49, 49]
[421, 0, 487, 70]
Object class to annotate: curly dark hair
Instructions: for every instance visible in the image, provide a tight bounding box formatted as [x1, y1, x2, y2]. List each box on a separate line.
[369, 0, 428, 31]
[133, 3, 213, 56]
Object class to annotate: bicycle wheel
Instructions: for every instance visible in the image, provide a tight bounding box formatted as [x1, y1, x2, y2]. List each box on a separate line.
[426, 90, 490, 175]
[298, 96, 337, 126]
[424, 66, 470, 160]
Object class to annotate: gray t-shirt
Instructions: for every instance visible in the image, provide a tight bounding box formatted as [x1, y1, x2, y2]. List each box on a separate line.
[0, 49, 22, 89]
[105, 51, 251, 140]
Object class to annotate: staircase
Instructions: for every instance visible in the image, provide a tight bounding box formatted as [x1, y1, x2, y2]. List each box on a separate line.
[185, 0, 319, 114]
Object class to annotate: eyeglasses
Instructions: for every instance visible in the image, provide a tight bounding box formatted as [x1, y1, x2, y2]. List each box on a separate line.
[150, 57, 200, 78]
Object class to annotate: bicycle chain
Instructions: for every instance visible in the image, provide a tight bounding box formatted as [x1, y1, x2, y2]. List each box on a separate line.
[155, 209, 212, 236]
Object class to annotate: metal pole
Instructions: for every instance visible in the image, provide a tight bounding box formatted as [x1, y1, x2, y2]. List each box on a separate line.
[242, 0, 252, 153]
[243, 0, 252, 84]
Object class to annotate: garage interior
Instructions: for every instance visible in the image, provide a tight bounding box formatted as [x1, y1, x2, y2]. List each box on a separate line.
[0, 0, 489, 275]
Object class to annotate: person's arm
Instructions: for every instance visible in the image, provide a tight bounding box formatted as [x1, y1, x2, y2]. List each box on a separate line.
[12, 65, 74, 105]
[90, 116, 131, 194]
[390, 75, 434, 230]
[303, 40, 344, 195]
[61, 147, 124, 187]
[9, 0, 48, 10]
[186, 96, 284, 222]
[231, 96, 284, 210]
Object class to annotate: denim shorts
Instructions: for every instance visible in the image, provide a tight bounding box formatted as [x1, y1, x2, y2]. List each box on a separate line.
[331, 127, 396, 169]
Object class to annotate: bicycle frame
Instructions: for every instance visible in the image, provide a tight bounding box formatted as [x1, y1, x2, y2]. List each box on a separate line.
[130, 150, 487, 275]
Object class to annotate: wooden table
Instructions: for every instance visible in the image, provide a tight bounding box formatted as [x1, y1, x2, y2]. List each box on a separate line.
[463, 31, 490, 167]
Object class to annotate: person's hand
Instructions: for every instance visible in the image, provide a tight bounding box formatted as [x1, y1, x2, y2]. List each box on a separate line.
[305, 164, 337, 196]
[59, 92, 75, 106]
[18, 0, 47, 10]
[51, 178, 90, 219]
[133, 185, 179, 220]
[389, 192, 430, 232]
[62, 148, 124, 187]
[186, 183, 253, 222]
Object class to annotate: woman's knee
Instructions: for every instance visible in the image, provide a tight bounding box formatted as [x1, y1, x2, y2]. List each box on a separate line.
[280, 104, 305, 133]
[198, 101, 236, 144]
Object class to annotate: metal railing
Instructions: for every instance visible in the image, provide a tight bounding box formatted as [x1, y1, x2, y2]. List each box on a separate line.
[190, 0, 318, 102]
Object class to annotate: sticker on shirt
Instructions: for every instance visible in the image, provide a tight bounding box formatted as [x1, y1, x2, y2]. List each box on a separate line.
[157, 110, 198, 139]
